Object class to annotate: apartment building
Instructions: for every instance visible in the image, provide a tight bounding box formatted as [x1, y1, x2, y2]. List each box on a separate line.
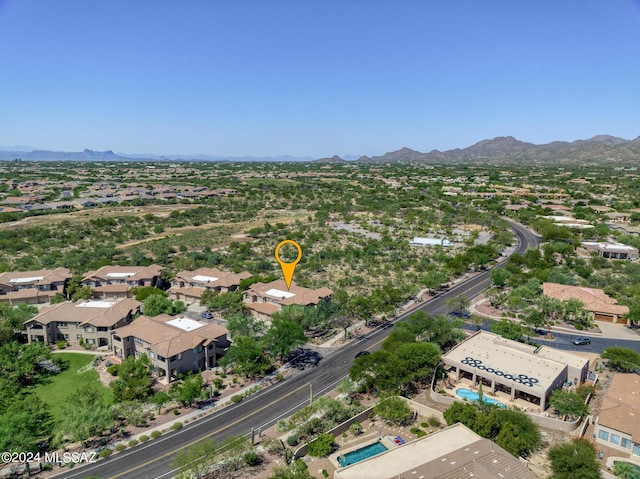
[0, 267, 72, 305]
[168, 268, 252, 303]
[242, 280, 333, 321]
[24, 298, 140, 347]
[82, 265, 163, 299]
[112, 314, 230, 382]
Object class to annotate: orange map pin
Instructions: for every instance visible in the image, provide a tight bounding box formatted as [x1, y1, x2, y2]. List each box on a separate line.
[275, 240, 303, 290]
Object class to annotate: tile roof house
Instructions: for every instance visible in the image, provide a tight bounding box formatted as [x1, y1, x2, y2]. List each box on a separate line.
[168, 268, 252, 303]
[242, 280, 333, 321]
[82, 265, 163, 299]
[542, 282, 629, 324]
[112, 315, 230, 382]
[595, 374, 640, 460]
[24, 298, 140, 348]
[0, 267, 72, 305]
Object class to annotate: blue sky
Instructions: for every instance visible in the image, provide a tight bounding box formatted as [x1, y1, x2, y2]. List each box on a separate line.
[1, 1, 639, 158]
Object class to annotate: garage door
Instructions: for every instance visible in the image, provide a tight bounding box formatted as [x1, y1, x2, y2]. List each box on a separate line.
[594, 313, 614, 322]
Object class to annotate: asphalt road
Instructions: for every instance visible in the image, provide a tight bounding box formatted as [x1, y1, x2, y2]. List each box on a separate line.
[51, 220, 558, 479]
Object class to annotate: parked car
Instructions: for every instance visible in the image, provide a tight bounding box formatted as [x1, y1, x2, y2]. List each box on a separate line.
[200, 311, 213, 320]
[355, 350, 370, 358]
[572, 337, 591, 345]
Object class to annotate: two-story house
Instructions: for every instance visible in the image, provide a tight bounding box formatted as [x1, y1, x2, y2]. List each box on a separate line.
[24, 298, 140, 347]
[112, 314, 230, 382]
[168, 268, 252, 304]
[82, 265, 163, 299]
[0, 267, 72, 305]
[242, 280, 333, 322]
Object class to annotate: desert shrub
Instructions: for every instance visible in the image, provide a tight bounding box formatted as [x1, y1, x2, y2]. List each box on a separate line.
[56, 340, 67, 350]
[349, 422, 362, 436]
[307, 433, 335, 457]
[139, 435, 149, 442]
[261, 436, 282, 455]
[151, 430, 161, 439]
[172, 422, 183, 431]
[128, 439, 138, 447]
[230, 395, 243, 403]
[115, 444, 126, 452]
[421, 422, 429, 428]
[99, 449, 112, 458]
[428, 416, 441, 427]
[276, 420, 290, 432]
[173, 409, 180, 415]
[107, 364, 119, 376]
[287, 434, 299, 447]
[244, 451, 261, 466]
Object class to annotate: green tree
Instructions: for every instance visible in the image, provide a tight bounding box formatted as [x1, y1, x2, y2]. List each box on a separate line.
[602, 347, 640, 372]
[547, 438, 600, 479]
[150, 391, 171, 414]
[57, 385, 114, 446]
[142, 294, 174, 316]
[549, 390, 589, 419]
[219, 336, 272, 377]
[170, 373, 204, 407]
[307, 433, 335, 457]
[201, 291, 245, 316]
[226, 313, 265, 339]
[263, 318, 307, 360]
[110, 355, 153, 402]
[445, 296, 471, 315]
[72, 286, 94, 302]
[491, 319, 527, 341]
[132, 285, 167, 301]
[374, 396, 413, 425]
[490, 268, 511, 288]
[0, 393, 52, 453]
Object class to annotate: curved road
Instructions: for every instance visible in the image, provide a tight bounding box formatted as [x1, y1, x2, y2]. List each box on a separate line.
[56, 221, 541, 479]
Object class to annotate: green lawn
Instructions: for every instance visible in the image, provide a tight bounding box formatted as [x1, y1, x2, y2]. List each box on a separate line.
[33, 353, 113, 422]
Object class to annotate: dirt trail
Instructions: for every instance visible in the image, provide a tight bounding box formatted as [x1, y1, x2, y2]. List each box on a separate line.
[115, 212, 309, 249]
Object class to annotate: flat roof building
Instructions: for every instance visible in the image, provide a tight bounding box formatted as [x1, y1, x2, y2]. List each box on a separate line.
[442, 331, 589, 411]
[333, 423, 536, 479]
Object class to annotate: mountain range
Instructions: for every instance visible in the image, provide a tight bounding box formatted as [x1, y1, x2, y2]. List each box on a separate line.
[1, 135, 639, 165]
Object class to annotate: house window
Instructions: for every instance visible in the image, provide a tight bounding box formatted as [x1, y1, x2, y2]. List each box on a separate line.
[98, 327, 107, 332]
[85, 326, 94, 333]
[633, 444, 640, 457]
[622, 438, 633, 449]
[134, 337, 144, 346]
[58, 322, 68, 328]
[610, 434, 621, 445]
[598, 430, 609, 441]
[157, 355, 165, 362]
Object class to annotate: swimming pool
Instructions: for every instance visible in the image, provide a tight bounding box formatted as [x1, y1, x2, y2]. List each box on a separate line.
[456, 388, 505, 408]
[338, 441, 388, 467]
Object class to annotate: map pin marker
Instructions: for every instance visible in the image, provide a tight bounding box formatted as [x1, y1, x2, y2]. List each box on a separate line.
[275, 240, 303, 290]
